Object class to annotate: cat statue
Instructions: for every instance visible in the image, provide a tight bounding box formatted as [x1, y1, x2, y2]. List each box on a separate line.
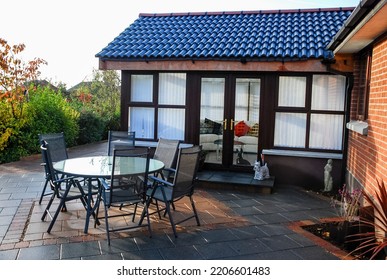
[236, 148, 250, 165]
[254, 160, 270, 180]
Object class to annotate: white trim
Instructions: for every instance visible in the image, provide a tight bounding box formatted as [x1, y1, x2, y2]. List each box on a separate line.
[346, 120, 368, 136]
[136, 140, 193, 149]
[262, 149, 342, 159]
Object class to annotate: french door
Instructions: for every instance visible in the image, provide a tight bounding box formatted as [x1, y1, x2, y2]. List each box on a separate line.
[199, 76, 261, 168]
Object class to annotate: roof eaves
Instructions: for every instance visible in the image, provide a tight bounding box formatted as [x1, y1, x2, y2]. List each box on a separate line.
[327, 0, 381, 51]
[98, 56, 315, 64]
[138, 7, 355, 18]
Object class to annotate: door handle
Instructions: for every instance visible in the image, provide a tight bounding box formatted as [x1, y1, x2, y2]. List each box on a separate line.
[230, 119, 234, 131]
[223, 119, 227, 130]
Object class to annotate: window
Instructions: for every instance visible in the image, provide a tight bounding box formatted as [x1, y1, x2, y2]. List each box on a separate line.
[274, 113, 307, 148]
[131, 75, 153, 102]
[128, 73, 187, 141]
[278, 76, 306, 107]
[200, 78, 225, 121]
[129, 107, 155, 139]
[159, 73, 186, 105]
[274, 75, 346, 151]
[235, 78, 260, 122]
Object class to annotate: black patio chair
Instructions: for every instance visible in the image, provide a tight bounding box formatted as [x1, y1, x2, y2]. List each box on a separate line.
[96, 147, 152, 245]
[152, 138, 180, 181]
[141, 145, 202, 237]
[38, 132, 68, 204]
[40, 140, 99, 233]
[107, 130, 135, 156]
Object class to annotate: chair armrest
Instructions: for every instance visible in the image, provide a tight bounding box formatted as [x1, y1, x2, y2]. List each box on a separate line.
[98, 178, 110, 190]
[163, 167, 176, 173]
[148, 175, 174, 188]
[53, 175, 78, 185]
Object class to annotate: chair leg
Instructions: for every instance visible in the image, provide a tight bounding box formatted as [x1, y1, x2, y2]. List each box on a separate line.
[190, 196, 200, 226]
[164, 201, 178, 237]
[41, 192, 56, 221]
[94, 190, 102, 228]
[39, 179, 52, 204]
[104, 205, 111, 245]
[46, 184, 72, 233]
[139, 198, 149, 223]
[47, 197, 67, 233]
[155, 200, 162, 219]
[132, 203, 138, 222]
[141, 202, 152, 237]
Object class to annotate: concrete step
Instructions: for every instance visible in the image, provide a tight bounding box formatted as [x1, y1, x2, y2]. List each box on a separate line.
[197, 170, 275, 194]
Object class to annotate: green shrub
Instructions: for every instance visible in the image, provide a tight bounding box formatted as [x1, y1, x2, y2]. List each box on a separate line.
[102, 112, 121, 139]
[0, 86, 80, 163]
[0, 102, 27, 163]
[24, 86, 79, 151]
[77, 109, 106, 145]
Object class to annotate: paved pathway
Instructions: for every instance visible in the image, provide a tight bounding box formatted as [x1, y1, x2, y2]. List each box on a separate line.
[0, 142, 345, 260]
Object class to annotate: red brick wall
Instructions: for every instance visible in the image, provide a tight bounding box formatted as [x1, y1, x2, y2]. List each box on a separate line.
[347, 37, 387, 193]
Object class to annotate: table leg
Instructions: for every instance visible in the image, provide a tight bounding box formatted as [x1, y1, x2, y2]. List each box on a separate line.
[84, 178, 92, 233]
[83, 178, 100, 233]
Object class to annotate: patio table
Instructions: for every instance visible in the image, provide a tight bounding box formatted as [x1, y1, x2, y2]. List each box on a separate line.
[53, 155, 164, 233]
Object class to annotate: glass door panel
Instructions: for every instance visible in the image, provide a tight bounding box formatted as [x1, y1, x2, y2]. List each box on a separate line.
[233, 78, 260, 167]
[199, 78, 225, 164]
[199, 77, 261, 168]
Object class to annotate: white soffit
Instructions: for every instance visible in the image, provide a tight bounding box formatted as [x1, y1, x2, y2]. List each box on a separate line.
[335, 2, 387, 53]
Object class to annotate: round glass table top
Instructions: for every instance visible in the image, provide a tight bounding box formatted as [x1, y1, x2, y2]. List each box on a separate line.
[53, 156, 164, 178]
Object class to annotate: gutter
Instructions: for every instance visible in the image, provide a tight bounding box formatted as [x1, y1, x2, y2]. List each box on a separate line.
[327, 0, 385, 53]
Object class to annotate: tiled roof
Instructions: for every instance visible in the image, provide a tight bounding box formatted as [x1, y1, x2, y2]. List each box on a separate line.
[96, 8, 354, 61]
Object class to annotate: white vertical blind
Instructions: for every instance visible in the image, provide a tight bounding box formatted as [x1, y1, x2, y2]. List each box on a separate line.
[312, 75, 346, 111]
[309, 114, 343, 150]
[131, 75, 153, 102]
[159, 73, 186, 105]
[128, 107, 154, 139]
[278, 76, 306, 107]
[235, 79, 260, 122]
[274, 113, 307, 148]
[200, 78, 225, 121]
[158, 108, 185, 140]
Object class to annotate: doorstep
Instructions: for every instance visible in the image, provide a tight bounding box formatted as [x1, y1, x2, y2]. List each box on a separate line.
[197, 170, 275, 194]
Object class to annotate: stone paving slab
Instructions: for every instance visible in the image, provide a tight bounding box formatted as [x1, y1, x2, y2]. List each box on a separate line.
[0, 141, 347, 260]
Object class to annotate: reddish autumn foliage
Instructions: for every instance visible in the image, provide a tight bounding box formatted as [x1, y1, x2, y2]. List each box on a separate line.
[0, 38, 47, 118]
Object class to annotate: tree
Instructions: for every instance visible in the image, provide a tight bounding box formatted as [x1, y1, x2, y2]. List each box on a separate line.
[91, 69, 121, 133]
[90, 69, 120, 115]
[0, 38, 47, 119]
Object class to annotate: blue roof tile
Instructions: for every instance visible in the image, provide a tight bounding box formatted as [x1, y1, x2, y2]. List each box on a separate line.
[96, 8, 354, 61]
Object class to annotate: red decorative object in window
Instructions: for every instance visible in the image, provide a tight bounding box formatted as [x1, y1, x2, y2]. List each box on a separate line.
[234, 121, 250, 137]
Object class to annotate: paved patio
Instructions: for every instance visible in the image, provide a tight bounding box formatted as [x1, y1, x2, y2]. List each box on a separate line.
[0, 141, 346, 260]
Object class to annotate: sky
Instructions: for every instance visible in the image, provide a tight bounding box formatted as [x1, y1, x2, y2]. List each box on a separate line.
[1, 0, 361, 88]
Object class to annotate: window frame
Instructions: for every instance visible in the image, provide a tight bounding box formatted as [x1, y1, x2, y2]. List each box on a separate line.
[273, 74, 346, 153]
[127, 72, 187, 141]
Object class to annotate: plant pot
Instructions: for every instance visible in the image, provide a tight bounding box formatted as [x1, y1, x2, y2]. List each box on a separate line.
[329, 220, 360, 251]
